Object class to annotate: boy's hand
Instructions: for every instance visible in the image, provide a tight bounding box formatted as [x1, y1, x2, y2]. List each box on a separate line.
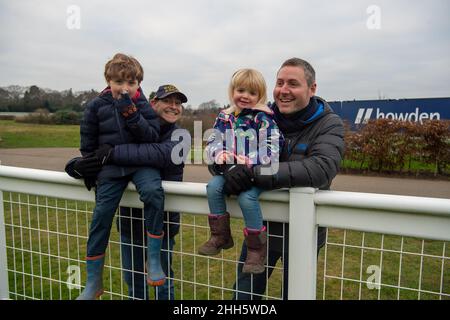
[116, 92, 137, 118]
[72, 156, 102, 178]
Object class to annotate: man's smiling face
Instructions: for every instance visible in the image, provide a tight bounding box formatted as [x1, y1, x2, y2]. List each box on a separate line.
[273, 66, 316, 114]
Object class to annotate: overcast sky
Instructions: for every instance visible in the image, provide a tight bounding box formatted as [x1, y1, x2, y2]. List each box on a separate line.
[0, 0, 449, 107]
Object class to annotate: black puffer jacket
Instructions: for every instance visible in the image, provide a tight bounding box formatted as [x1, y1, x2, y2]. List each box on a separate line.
[66, 122, 187, 239]
[80, 87, 160, 180]
[255, 96, 345, 250]
[115, 123, 188, 239]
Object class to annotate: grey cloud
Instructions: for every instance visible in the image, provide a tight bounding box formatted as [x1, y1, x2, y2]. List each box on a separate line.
[0, 0, 449, 107]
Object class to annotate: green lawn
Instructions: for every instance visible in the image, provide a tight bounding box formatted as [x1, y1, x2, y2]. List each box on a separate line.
[0, 120, 79, 148]
[1, 120, 447, 177]
[3, 192, 449, 300]
[341, 158, 449, 176]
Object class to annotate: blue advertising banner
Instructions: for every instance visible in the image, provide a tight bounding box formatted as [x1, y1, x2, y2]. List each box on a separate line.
[328, 97, 450, 129]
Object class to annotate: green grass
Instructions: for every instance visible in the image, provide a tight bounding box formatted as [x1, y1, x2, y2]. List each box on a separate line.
[0, 120, 79, 148]
[341, 158, 449, 176]
[317, 230, 449, 300]
[3, 192, 449, 300]
[0, 120, 447, 176]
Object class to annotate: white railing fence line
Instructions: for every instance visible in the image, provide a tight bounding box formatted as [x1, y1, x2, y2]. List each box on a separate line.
[0, 165, 449, 300]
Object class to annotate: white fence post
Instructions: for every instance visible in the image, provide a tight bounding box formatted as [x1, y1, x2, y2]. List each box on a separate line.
[0, 191, 9, 299]
[288, 187, 317, 300]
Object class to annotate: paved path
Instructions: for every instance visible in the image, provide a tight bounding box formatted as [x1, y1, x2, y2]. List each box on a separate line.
[1, 148, 449, 198]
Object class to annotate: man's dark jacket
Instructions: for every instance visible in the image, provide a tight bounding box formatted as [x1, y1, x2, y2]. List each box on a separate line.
[254, 96, 345, 250]
[114, 122, 188, 239]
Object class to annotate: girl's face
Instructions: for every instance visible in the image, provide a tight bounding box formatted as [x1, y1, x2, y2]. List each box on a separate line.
[232, 87, 260, 110]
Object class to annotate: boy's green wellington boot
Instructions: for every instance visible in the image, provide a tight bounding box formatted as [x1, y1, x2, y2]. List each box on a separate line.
[146, 232, 166, 286]
[76, 254, 105, 300]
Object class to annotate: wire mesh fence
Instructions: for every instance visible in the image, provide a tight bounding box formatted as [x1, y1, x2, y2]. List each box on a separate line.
[2, 192, 286, 300]
[319, 228, 449, 300]
[2, 191, 449, 300]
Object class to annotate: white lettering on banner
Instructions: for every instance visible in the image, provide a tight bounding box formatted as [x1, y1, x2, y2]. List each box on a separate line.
[354, 108, 441, 124]
[376, 108, 440, 122]
[355, 108, 373, 124]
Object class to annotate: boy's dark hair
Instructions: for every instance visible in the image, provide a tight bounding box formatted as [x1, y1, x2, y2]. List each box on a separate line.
[104, 53, 144, 83]
[280, 58, 315, 86]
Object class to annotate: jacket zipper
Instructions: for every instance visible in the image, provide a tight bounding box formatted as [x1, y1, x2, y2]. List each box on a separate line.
[114, 107, 126, 176]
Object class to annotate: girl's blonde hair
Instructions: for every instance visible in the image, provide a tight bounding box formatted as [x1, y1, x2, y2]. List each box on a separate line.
[228, 68, 267, 108]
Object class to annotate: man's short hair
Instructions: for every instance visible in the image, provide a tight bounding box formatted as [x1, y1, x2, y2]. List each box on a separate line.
[280, 58, 315, 87]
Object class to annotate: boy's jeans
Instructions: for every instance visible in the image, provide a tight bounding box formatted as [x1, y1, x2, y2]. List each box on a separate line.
[120, 233, 175, 300]
[87, 168, 164, 256]
[206, 175, 264, 230]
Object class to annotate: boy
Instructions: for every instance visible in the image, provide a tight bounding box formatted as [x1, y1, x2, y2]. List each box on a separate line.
[68, 84, 189, 300]
[76, 53, 166, 300]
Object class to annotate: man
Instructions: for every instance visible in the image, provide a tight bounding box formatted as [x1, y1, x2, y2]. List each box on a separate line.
[223, 58, 345, 299]
[66, 84, 189, 300]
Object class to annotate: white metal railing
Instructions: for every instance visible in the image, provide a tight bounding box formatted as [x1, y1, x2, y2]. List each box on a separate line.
[0, 165, 449, 300]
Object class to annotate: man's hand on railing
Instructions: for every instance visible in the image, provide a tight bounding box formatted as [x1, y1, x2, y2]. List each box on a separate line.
[223, 164, 254, 195]
[83, 176, 97, 191]
[94, 144, 114, 165]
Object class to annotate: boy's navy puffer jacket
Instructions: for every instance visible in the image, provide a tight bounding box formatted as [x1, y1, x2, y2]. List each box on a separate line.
[80, 87, 160, 180]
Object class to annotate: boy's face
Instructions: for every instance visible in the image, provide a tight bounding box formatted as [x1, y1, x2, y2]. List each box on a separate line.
[108, 78, 139, 99]
[151, 94, 183, 124]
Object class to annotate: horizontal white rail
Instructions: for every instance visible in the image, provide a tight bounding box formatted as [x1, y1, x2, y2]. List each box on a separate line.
[1, 165, 449, 300]
[315, 190, 450, 242]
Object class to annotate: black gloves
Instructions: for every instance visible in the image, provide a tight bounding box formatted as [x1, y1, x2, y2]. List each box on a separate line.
[116, 93, 138, 119]
[223, 164, 254, 195]
[208, 163, 226, 176]
[83, 177, 97, 191]
[71, 156, 102, 178]
[65, 155, 102, 191]
[95, 144, 114, 165]
[65, 144, 113, 191]
[115, 92, 133, 111]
